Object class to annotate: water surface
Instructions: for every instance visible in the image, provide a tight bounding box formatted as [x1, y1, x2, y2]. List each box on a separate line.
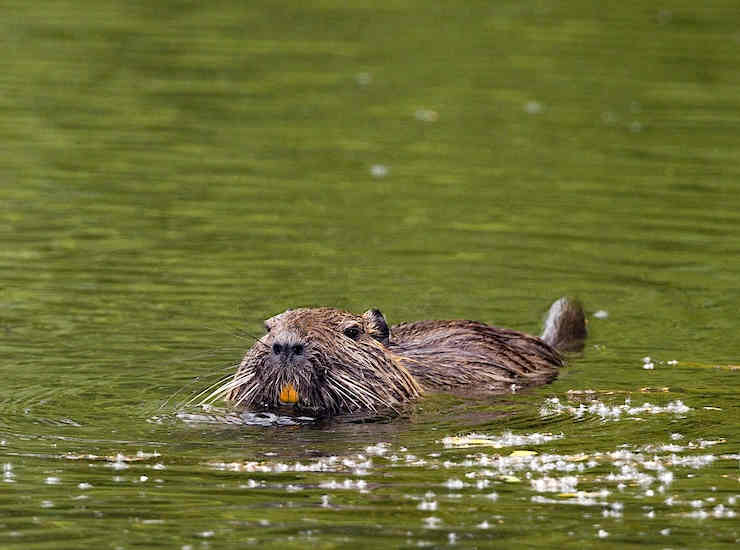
[1, 1, 739, 548]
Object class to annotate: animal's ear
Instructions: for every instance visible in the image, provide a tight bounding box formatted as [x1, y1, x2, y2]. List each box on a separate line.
[362, 308, 390, 345]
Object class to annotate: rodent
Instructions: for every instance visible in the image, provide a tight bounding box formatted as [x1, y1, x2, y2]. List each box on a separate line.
[218, 297, 586, 416]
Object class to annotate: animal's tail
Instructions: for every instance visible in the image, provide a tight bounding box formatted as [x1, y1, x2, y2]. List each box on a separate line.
[540, 297, 587, 352]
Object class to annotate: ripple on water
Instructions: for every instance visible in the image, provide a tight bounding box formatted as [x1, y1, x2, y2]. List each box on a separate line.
[166, 406, 315, 427]
[192, 412, 737, 533]
[539, 396, 691, 420]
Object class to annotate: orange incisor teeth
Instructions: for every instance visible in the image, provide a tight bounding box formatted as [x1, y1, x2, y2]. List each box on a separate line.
[280, 384, 299, 404]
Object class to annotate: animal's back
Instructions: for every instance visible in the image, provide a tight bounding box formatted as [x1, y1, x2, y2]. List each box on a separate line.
[389, 320, 562, 393]
[388, 298, 586, 394]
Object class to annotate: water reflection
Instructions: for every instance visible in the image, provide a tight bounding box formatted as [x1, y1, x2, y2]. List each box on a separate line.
[175, 408, 315, 427]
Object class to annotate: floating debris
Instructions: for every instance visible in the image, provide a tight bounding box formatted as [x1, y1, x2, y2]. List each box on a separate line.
[365, 443, 390, 456]
[686, 504, 737, 519]
[444, 478, 465, 490]
[524, 101, 543, 115]
[500, 475, 522, 483]
[3, 463, 15, 483]
[62, 450, 161, 464]
[319, 479, 368, 491]
[422, 516, 441, 528]
[209, 456, 345, 473]
[355, 72, 372, 86]
[539, 397, 691, 420]
[370, 164, 389, 178]
[441, 432, 563, 448]
[414, 108, 439, 122]
[190, 421, 736, 534]
[531, 475, 578, 493]
[510, 450, 538, 458]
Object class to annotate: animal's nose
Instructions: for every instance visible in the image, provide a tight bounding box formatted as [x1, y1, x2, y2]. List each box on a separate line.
[272, 341, 305, 356]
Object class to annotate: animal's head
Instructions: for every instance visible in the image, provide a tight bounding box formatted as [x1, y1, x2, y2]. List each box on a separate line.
[221, 308, 420, 416]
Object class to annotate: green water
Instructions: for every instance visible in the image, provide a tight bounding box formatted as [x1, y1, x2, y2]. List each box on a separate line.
[1, 1, 739, 548]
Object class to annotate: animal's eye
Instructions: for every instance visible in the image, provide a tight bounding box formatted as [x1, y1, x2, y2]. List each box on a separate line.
[343, 325, 362, 340]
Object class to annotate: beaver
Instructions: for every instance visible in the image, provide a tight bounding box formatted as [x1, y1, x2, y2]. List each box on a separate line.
[216, 297, 586, 417]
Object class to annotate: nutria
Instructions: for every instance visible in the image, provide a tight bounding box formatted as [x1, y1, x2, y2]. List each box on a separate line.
[214, 297, 586, 417]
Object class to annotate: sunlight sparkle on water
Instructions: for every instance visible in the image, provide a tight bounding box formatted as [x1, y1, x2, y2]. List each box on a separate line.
[370, 164, 389, 178]
[540, 397, 691, 420]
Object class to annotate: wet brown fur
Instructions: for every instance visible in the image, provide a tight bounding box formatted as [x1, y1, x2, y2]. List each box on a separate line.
[390, 320, 563, 393]
[221, 298, 586, 416]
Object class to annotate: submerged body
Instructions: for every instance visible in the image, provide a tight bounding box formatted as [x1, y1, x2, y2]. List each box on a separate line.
[221, 298, 586, 416]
